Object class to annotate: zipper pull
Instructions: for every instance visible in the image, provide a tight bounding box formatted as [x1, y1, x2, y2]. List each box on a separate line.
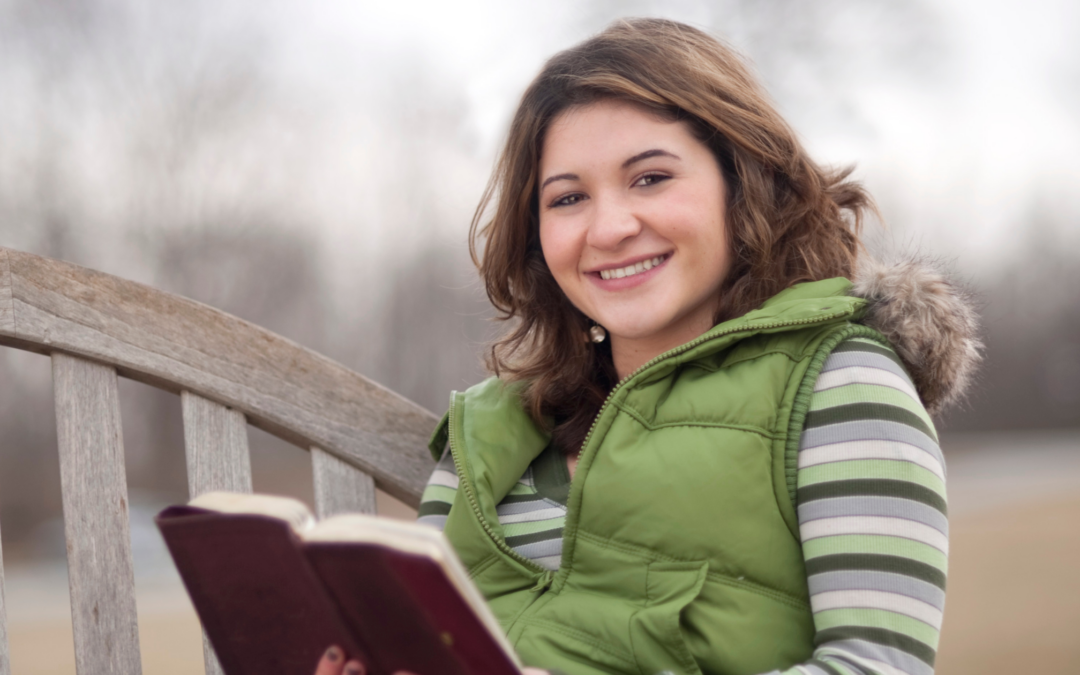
[530, 570, 554, 593]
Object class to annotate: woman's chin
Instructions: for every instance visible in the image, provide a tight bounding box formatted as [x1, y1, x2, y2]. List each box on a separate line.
[606, 320, 678, 345]
[604, 307, 716, 352]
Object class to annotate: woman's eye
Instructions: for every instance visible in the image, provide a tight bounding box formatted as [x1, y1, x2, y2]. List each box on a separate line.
[551, 193, 585, 208]
[635, 172, 670, 187]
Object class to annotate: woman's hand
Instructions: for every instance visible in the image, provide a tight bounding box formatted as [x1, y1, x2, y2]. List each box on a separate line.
[313, 646, 364, 675]
[312, 645, 551, 675]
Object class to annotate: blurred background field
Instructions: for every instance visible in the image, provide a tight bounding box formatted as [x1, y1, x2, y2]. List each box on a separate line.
[0, 0, 1077, 673]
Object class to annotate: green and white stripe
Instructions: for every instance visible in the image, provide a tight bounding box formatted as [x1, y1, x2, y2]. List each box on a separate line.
[416, 449, 458, 530]
[495, 468, 567, 571]
[791, 337, 946, 675]
[418, 438, 570, 571]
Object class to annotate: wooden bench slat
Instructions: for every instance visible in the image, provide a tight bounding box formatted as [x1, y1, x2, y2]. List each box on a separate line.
[0, 528, 10, 675]
[52, 353, 142, 675]
[0, 249, 13, 336]
[181, 392, 252, 675]
[0, 246, 435, 507]
[182, 391, 253, 496]
[312, 447, 377, 518]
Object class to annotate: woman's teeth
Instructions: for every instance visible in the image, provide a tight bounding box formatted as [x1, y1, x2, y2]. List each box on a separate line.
[599, 255, 666, 281]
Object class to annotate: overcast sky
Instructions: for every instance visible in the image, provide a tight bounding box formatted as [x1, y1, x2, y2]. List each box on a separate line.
[1, 0, 1077, 281]
[269, 0, 1080, 263]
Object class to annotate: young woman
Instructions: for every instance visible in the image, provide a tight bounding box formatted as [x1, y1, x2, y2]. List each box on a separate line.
[317, 17, 979, 675]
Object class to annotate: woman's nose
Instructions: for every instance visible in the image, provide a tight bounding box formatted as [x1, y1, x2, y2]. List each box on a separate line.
[585, 195, 642, 250]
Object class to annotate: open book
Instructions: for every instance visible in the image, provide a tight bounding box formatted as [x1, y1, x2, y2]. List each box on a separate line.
[156, 491, 521, 675]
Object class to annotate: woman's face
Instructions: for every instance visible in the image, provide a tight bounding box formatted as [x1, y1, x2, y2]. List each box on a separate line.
[538, 100, 731, 374]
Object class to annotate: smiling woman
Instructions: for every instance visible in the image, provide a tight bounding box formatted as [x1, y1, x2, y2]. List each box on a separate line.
[314, 16, 979, 675]
[538, 100, 731, 379]
[474, 19, 872, 456]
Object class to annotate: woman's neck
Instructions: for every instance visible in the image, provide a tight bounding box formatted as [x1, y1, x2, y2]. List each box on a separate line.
[610, 313, 716, 379]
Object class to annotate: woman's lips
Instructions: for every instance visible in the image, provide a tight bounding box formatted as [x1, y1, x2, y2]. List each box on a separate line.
[588, 253, 671, 291]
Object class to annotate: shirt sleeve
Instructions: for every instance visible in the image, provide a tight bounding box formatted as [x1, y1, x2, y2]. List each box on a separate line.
[416, 446, 459, 530]
[765, 336, 948, 675]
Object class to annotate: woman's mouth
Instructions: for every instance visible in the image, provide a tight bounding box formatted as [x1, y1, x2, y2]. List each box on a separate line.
[597, 254, 669, 280]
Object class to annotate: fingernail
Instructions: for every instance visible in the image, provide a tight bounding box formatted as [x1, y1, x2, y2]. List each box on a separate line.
[325, 646, 342, 662]
[344, 660, 364, 675]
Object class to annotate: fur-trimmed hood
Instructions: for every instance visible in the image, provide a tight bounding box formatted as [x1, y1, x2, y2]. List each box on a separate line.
[851, 255, 983, 417]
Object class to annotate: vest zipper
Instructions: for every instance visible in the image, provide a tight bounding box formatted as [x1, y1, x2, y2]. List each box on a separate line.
[447, 395, 549, 575]
[530, 570, 555, 593]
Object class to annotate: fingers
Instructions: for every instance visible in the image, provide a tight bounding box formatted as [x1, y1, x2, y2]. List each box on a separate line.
[342, 660, 365, 675]
[313, 643, 349, 673]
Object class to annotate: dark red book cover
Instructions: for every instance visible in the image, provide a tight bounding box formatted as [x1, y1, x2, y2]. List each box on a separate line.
[156, 506, 372, 675]
[156, 506, 520, 675]
[306, 543, 519, 675]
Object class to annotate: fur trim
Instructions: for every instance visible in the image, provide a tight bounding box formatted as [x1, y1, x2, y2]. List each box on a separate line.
[851, 254, 983, 416]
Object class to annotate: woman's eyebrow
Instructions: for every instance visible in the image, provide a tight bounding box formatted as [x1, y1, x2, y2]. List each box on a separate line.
[540, 149, 680, 191]
[622, 148, 680, 168]
[540, 173, 578, 191]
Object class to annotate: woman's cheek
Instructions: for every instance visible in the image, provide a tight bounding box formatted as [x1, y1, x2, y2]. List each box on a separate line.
[540, 220, 582, 286]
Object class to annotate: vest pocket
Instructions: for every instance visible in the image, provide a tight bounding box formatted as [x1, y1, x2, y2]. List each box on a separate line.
[629, 561, 709, 675]
[516, 618, 638, 675]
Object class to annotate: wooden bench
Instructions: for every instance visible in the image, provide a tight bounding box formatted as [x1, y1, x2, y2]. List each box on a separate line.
[0, 246, 439, 674]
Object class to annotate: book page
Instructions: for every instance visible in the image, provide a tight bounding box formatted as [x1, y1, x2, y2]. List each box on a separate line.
[188, 491, 317, 533]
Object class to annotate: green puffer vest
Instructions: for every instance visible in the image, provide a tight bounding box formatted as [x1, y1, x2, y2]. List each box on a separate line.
[428, 278, 889, 675]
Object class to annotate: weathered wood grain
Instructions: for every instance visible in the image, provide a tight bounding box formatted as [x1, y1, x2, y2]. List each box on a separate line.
[0, 247, 436, 506]
[0, 248, 13, 336]
[52, 353, 142, 675]
[182, 391, 253, 497]
[312, 446, 377, 518]
[0, 523, 10, 675]
[181, 391, 251, 675]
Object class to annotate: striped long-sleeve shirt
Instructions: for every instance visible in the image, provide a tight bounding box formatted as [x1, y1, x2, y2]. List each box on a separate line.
[418, 337, 947, 675]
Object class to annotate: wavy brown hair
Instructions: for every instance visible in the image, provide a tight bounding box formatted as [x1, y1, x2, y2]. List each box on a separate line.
[470, 18, 876, 453]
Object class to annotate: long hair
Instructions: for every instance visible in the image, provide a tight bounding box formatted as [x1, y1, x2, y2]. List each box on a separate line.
[470, 18, 875, 453]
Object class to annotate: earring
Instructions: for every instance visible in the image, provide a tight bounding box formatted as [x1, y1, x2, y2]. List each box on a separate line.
[588, 324, 607, 343]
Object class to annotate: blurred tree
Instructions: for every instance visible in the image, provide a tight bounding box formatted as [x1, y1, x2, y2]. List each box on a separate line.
[0, 351, 62, 560]
[576, 0, 946, 136]
[942, 203, 1080, 432]
[366, 246, 494, 415]
[150, 225, 328, 346]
